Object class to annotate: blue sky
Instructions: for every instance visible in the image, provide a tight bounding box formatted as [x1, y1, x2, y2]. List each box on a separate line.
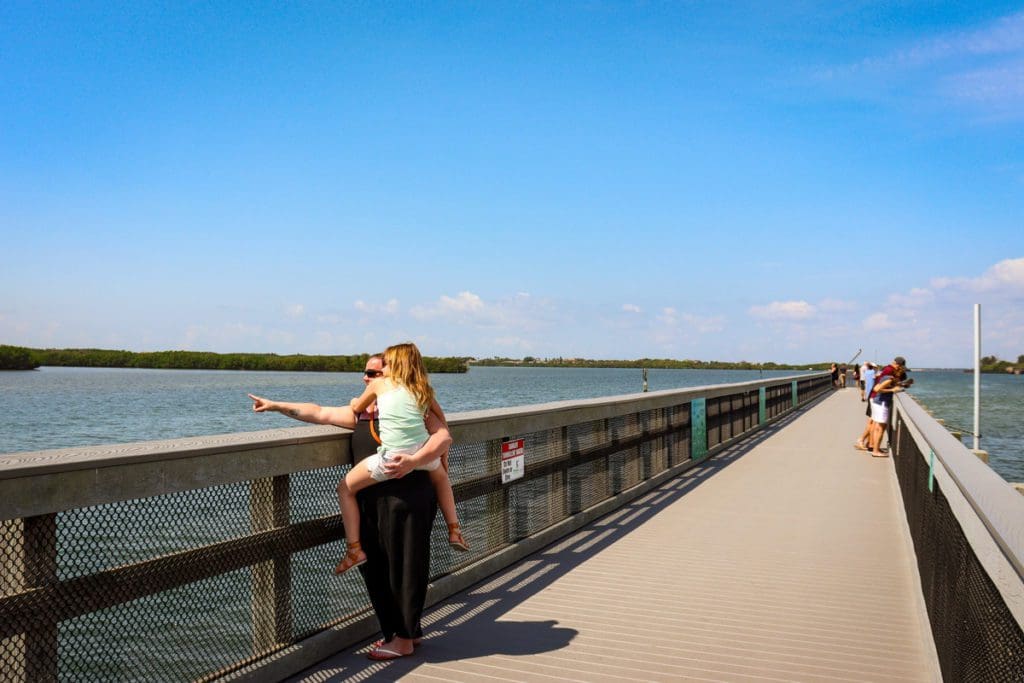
[2, 2, 1022, 367]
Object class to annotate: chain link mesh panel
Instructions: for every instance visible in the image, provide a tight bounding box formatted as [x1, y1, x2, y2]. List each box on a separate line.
[893, 415, 1024, 681]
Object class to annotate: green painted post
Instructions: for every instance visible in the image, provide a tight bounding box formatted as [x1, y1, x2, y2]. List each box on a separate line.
[758, 387, 766, 424]
[928, 449, 935, 493]
[691, 398, 707, 461]
[791, 380, 798, 408]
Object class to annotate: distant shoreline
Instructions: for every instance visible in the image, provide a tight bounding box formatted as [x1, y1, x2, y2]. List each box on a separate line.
[2, 345, 1013, 374]
[0, 346, 469, 373]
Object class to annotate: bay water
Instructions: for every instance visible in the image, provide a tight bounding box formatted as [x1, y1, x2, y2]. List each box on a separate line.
[1, 365, 1022, 679]
[1, 365, 1022, 482]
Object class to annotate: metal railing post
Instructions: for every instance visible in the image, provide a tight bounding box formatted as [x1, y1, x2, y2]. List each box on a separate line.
[251, 475, 292, 652]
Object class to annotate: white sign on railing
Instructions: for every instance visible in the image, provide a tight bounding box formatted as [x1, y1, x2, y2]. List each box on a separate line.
[501, 438, 525, 483]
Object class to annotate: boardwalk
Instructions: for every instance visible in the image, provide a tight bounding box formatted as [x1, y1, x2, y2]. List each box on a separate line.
[291, 389, 940, 682]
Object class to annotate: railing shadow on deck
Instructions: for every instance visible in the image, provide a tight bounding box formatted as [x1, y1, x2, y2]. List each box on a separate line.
[289, 408, 810, 682]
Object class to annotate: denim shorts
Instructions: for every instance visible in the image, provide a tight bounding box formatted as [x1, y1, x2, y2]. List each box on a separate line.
[363, 441, 438, 482]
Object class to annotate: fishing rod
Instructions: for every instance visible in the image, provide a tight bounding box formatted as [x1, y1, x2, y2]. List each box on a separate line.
[846, 349, 862, 365]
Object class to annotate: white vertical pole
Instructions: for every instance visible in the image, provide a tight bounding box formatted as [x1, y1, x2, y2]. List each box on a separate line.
[974, 303, 981, 451]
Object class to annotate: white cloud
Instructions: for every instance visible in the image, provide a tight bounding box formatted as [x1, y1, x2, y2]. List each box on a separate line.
[989, 257, 1024, 287]
[285, 304, 305, 319]
[439, 291, 484, 313]
[410, 292, 488, 321]
[622, 304, 642, 314]
[354, 298, 400, 314]
[931, 257, 1024, 292]
[749, 300, 816, 321]
[408, 291, 555, 333]
[863, 313, 896, 331]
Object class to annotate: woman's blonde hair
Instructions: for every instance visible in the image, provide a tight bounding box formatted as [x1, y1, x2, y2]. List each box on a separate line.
[383, 342, 435, 410]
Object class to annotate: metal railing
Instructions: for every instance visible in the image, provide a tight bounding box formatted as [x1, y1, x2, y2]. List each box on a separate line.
[892, 393, 1024, 681]
[0, 373, 832, 682]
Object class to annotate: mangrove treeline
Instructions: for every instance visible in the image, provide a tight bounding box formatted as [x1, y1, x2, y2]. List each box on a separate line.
[0, 346, 469, 373]
[980, 354, 1024, 374]
[471, 357, 831, 371]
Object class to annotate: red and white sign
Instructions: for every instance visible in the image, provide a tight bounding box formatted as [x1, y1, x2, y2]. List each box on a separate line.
[500, 438, 525, 483]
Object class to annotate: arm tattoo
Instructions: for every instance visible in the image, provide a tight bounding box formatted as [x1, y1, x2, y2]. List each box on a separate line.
[287, 409, 299, 417]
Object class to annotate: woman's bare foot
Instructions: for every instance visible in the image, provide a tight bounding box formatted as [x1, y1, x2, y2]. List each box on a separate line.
[367, 636, 416, 660]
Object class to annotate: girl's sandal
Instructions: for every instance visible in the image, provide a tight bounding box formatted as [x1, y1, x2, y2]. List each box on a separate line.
[334, 541, 367, 575]
[448, 522, 469, 552]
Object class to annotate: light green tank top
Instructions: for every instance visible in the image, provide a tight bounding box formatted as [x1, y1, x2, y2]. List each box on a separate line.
[376, 384, 429, 450]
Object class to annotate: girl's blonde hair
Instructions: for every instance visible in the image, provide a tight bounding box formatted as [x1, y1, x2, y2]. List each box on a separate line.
[383, 342, 435, 410]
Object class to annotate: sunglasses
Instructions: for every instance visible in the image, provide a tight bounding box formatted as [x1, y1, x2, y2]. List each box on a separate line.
[363, 370, 383, 378]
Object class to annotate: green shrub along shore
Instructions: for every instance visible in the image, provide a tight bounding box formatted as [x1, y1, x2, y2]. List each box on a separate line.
[0, 346, 469, 373]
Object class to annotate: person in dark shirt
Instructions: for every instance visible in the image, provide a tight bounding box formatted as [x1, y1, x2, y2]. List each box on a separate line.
[248, 353, 449, 660]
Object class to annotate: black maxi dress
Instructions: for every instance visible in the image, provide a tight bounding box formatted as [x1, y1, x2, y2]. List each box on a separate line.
[351, 416, 437, 641]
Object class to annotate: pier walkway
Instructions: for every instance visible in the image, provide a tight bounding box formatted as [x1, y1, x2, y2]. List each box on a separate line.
[291, 389, 940, 682]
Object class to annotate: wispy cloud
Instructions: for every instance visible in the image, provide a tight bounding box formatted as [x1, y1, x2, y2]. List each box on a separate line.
[816, 12, 1024, 119]
[354, 298, 400, 315]
[859, 12, 1024, 70]
[657, 307, 725, 333]
[749, 300, 816, 321]
[622, 303, 642, 314]
[818, 298, 858, 313]
[409, 291, 554, 332]
[863, 312, 896, 332]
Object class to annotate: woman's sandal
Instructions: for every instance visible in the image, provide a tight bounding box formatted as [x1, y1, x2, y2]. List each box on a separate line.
[371, 638, 422, 650]
[334, 541, 367, 575]
[448, 522, 469, 552]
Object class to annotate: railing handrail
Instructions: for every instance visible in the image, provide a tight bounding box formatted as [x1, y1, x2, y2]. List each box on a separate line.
[0, 373, 826, 521]
[895, 392, 1024, 585]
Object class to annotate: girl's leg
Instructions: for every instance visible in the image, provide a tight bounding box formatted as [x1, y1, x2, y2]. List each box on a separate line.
[335, 464, 381, 574]
[428, 467, 469, 551]
[855, 418, 871, 449]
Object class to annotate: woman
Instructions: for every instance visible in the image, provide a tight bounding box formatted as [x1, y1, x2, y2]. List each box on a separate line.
[249, 353, 446, 660]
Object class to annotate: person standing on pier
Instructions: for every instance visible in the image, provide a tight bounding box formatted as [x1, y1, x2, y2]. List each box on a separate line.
[859, 360, 873, 401]
[248, 349, 460, 661]
[859, 356, 908, 457]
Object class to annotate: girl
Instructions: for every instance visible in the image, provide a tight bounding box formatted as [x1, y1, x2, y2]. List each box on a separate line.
[335, 342, 468, 575]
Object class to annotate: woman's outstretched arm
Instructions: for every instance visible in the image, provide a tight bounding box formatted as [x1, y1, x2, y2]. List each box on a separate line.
[249, 394, 356, 429]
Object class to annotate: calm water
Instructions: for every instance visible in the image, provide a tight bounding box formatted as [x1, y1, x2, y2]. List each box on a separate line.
[2, 364, 1022, 679]
[907, 370, 1024, 482]
[1, 365, 1021, 481]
